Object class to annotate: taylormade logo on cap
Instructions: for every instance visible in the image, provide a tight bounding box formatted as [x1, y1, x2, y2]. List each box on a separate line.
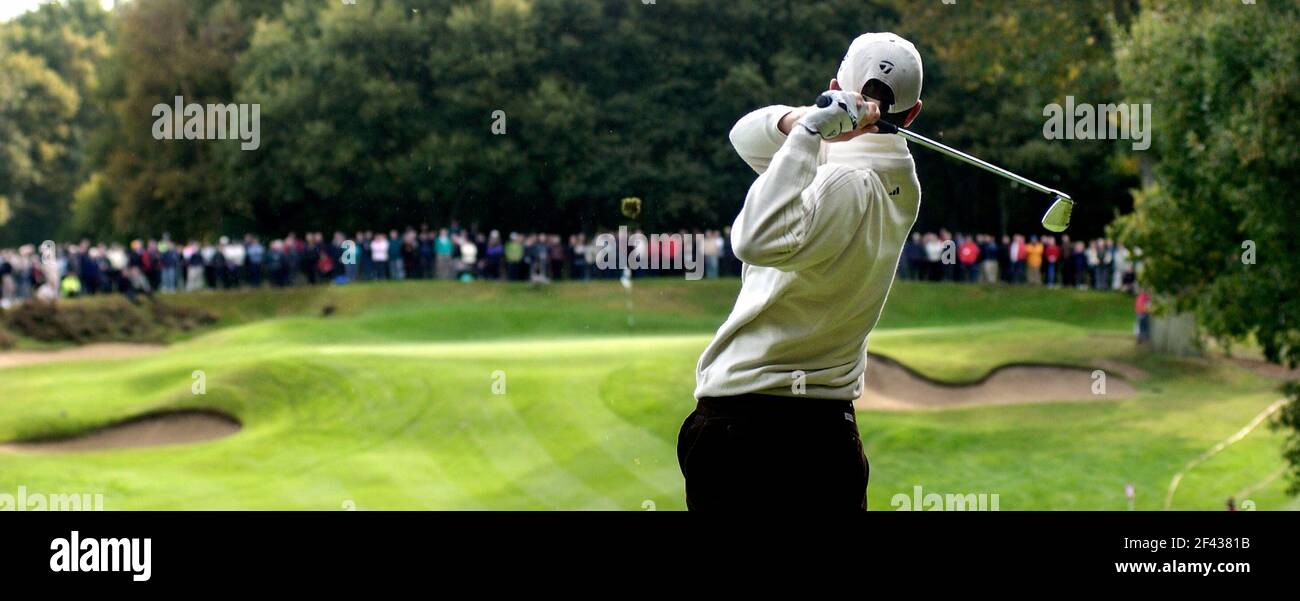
[837, 32, 923, 113]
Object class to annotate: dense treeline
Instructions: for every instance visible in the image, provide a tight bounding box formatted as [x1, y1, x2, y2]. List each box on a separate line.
[1, 0, 1148, 244]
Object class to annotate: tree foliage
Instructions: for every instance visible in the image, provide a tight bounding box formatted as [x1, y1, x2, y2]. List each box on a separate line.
[0, 0, 108, 244]
[1111, 0, 1300, 492]
[2, 0, 1148, 241]
[1112, 1, 1299, 367]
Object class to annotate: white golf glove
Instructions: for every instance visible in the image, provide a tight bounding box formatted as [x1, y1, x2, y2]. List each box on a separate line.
[797, 90, 865, 139]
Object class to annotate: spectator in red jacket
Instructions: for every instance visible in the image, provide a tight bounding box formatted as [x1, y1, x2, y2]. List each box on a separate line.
[958, 236, 980, 282]
[1135, 288, 1152, 343]
[1044, 236, 1062, 287]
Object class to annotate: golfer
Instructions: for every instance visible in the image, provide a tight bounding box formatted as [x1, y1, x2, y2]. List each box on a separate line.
[679, 32, 924, 511]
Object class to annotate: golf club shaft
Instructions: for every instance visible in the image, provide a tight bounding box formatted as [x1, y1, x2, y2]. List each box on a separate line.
[875, 121, 1069, 200]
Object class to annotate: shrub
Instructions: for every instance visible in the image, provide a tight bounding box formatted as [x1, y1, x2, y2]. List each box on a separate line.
[2, 298, 215, 344]
[149, 300, 218, 332]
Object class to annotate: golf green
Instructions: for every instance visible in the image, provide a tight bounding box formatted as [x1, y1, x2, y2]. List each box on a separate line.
[0, 280, 1292, 510]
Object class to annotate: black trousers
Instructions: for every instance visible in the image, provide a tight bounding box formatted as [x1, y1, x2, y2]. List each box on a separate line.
[677, 394, 869, 511]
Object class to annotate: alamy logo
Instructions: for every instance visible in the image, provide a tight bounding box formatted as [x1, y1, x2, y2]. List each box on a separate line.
[1043, 96, 1151, 151]
[50, 531, 151, 582]
[152, 96, 261, 150]
[1, 486, 103, 511]
[594, 226, 705, 280]
[891, 485, 1000, 510]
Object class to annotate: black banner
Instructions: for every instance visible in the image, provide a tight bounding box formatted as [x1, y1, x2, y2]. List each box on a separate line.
[0, 510, 1287, 590]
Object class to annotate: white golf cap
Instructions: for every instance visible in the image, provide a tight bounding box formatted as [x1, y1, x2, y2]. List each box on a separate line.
[836, 32, 923, 114]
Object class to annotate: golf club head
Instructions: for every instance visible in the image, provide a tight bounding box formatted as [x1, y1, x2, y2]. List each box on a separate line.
[1041, 194, 1074, 233]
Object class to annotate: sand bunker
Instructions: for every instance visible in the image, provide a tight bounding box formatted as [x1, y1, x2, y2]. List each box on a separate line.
[0, 343, 164, 369]
[856, 354, 1136, 411]
[1228, 357, 1300, 380]
[0, 410, 240, 453]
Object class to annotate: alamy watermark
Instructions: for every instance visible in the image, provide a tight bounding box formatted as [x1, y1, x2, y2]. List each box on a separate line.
[1092, 369, 1107, 395]
[1043, 96, 1151, 151]
[1, 486, 104, 511]
[152, 96, 261, 150]
[593, 226, 705, 280]
[491, 369, 507, 395]
[891, 485, 1000, 511]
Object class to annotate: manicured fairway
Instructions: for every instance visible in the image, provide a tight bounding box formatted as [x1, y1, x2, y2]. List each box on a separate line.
[0, 280, 1293, 509]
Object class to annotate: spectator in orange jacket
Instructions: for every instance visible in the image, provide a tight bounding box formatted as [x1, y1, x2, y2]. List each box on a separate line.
[1025, 236, 1045, 285]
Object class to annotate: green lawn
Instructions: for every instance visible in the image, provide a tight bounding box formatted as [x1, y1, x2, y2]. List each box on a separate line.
[0, 279, 1292, 510]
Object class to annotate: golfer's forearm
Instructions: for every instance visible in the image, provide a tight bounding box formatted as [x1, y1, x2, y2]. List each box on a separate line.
[777, 107, 810, 136]
[732, 128, 823, 269]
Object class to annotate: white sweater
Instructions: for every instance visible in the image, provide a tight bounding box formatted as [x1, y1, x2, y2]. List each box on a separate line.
[695, 105, 921, 401]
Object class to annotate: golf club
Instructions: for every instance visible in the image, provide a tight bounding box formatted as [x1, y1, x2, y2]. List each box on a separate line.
[877, 120, 1074, 232]
[816, 94, 1075, 232]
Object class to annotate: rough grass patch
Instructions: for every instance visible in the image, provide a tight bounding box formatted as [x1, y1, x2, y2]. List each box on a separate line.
[2, 299, 215, 344]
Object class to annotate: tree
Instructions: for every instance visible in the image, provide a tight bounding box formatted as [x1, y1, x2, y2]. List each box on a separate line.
[0, 0, 109, 245]
[92, 0, 267, 240]
[229, 0, 445, 234]
[1110, 1, 1300, 492]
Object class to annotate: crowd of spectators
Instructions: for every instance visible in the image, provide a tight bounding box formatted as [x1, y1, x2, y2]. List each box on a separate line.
[898, 230, 1139, 291]
[0, 225, 738, 307]
[0, 224, 1139, 308]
